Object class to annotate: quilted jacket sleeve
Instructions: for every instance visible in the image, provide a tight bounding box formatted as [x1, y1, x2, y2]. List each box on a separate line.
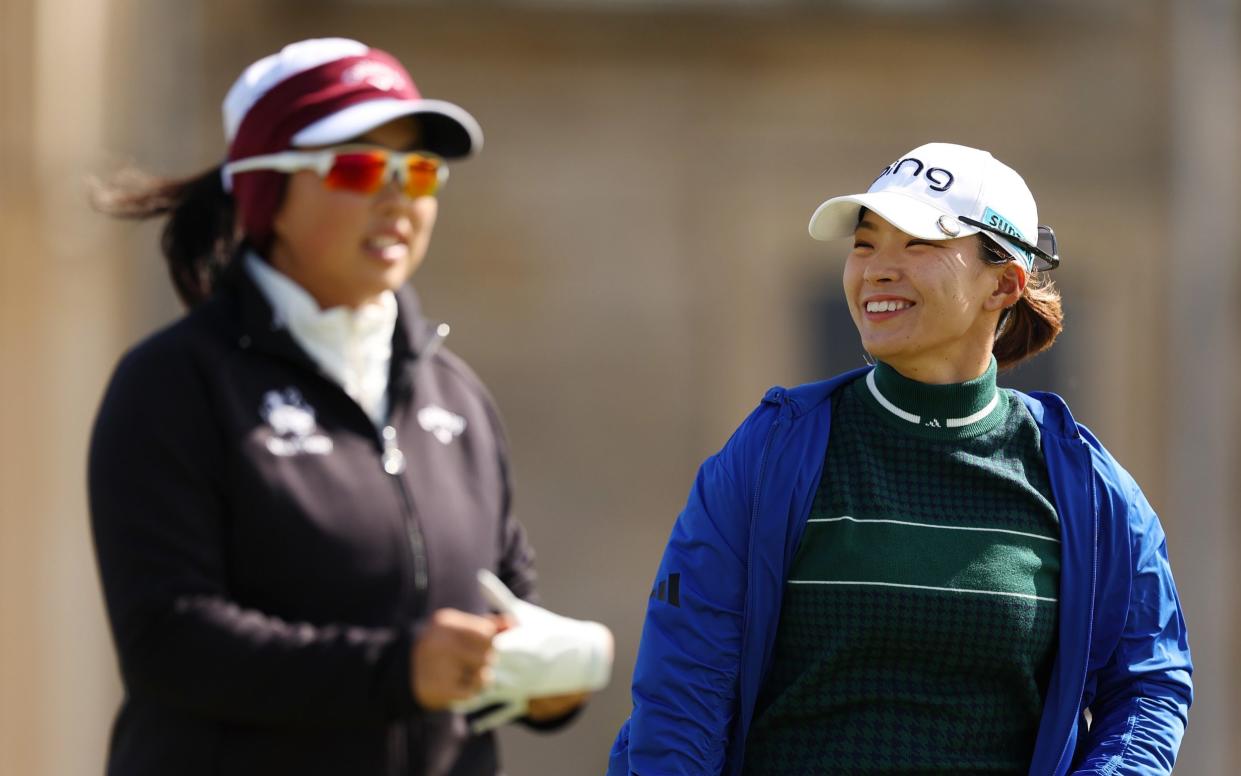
[1071, 454, 1192, 774]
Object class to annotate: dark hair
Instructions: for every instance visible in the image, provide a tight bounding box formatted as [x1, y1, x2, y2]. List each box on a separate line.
[91, 165, 237, 308]
[981, 238, 1064, 371]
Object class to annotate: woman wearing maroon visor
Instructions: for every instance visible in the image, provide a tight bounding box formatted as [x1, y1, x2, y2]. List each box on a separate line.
[90, 38, 611, 776]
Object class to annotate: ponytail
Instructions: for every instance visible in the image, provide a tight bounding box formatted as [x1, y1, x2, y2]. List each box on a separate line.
[92, 166, 237, 308]
[982, 239, 1064, 370]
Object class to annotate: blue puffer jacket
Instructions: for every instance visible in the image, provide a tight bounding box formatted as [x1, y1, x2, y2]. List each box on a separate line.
[607, 367, 1192, 776]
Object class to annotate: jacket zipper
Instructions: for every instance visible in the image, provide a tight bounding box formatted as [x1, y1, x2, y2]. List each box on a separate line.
[731, 393, 785, 775]
[384, 325, 451, 776]
[378, 426, 428, 773]
[382, 321, 448, 605]
[379, 425, 428, 604]
[1052, 437, 1099, 775]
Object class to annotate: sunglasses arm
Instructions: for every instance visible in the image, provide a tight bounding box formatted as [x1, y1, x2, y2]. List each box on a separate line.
[223, 150, 328, 178]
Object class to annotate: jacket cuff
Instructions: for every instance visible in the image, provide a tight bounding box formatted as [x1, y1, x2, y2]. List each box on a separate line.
[384, 623, 424, 718]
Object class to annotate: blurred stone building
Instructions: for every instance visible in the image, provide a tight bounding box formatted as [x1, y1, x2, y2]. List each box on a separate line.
[2, 0, 1237, 773]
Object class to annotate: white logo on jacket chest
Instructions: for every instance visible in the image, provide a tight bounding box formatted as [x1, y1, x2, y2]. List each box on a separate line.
[260, 388, 333, 457]
[418, 405, 467, 445]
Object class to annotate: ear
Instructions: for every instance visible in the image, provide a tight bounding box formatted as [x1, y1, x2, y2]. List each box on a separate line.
[984, 264, 1027, 312]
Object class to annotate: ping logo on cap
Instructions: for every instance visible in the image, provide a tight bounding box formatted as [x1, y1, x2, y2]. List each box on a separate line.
[342, 61, 407, 92]
[873, 156, 955, 193]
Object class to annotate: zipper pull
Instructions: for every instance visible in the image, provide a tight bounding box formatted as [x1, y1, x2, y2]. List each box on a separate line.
[381, 425, 406, 475]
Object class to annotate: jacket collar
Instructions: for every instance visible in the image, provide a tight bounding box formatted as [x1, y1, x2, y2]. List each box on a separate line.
[1013, 389, 1080, 440]
[763, 366, 874, 417]
[214, 253, 442, 373]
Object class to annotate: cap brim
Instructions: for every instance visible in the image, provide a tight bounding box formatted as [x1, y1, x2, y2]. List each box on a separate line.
[808, 190, 981, 242]
[292, 98, 483, 159]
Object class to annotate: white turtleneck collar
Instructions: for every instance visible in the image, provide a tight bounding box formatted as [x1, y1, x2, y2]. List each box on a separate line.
[245, 252, 398, 427]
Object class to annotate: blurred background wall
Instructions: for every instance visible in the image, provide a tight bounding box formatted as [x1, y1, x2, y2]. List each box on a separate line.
[2, 0, 1238, 773]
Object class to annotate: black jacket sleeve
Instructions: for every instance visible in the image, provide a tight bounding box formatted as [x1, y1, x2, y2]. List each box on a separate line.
[88, 340, 420, 726]
[478, 381, 537, 605]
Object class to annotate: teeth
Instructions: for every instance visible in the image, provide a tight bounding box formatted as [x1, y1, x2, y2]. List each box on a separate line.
[369, 236, 400, 249]
[866, 300, 911, 313]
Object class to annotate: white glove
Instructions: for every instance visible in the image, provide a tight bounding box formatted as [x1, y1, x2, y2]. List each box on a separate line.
[479, 570, 614, 697]
[453, 570, 614, 733]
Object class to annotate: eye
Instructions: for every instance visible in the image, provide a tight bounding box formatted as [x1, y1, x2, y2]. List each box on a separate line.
[907, 239, 935, 248]
[852, 240, 874, 250]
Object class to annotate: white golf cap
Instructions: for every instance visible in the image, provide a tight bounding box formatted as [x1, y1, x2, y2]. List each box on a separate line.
[222, 37, 482, 159]
[808, 142, 1040, 272]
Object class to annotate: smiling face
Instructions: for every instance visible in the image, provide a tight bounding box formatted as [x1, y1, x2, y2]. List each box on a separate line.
[268, 115, 437, 309]
[843, 212, 1025, 383]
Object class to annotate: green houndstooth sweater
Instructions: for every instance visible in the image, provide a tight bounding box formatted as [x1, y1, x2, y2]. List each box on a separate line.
[743, 358, 1060, 775]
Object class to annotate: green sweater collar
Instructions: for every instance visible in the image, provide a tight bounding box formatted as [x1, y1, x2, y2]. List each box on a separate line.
[861, 357, 1006, 436]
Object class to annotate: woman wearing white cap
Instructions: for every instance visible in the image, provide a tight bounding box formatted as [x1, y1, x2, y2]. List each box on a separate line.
[608, 143, 1191, 775]
[90, 38, 611, 776]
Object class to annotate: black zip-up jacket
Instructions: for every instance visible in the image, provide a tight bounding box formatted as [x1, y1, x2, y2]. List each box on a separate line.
[89, 266, 543, 775]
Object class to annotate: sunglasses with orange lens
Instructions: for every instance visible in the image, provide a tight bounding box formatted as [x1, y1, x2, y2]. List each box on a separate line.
[224, 146, 447, 198]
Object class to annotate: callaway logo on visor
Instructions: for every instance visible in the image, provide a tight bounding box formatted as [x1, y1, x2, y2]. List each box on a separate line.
[341, 61, 406, 92]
